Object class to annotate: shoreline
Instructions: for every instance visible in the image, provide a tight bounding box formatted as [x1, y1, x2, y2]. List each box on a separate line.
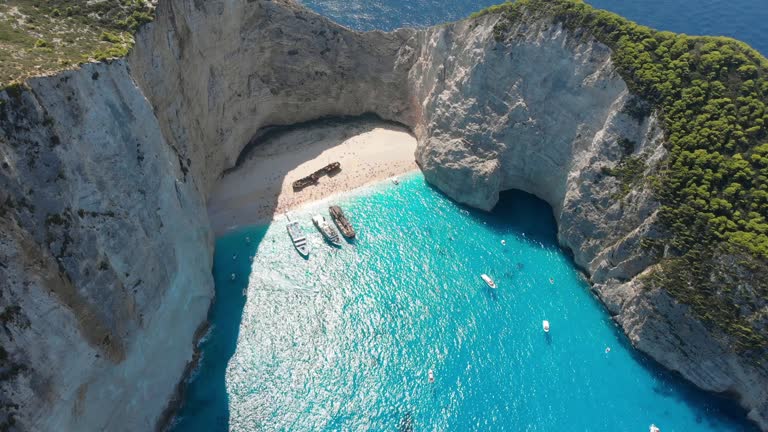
[207, 118, 418, 236]
[219, 169, 421, 236]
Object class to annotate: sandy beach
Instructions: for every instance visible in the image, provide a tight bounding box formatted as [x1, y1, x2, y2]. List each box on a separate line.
[207, 118, 418, 236]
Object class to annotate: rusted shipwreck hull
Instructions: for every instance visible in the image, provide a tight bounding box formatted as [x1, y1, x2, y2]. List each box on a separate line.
[292, 162, 341, 191]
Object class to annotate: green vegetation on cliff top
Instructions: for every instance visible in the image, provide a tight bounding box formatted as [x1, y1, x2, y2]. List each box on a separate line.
[0, 0, 154, 87]
[482, 0, 768, 354]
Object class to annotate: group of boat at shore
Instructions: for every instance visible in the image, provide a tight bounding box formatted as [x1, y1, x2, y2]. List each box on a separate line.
[285, 204, 355, 256]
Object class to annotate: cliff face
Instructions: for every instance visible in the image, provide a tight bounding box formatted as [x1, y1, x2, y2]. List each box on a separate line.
[0, 0, 765, 431]
[1, 2, 419, 430]
[128, 0, 418, 195]
[409, 12, 768, 429]
[0, 63, 213, 431]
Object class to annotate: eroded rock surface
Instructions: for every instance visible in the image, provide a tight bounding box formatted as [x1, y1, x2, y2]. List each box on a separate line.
[0, 63, 213, 431]
[0, 0, 765, 430]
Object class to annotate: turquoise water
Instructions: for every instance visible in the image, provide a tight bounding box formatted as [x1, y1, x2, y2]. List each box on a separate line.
[172, 174, 754, 431]
[299, 0, 768, 56]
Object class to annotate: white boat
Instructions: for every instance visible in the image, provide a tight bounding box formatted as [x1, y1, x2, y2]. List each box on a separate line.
[649, 425, 660, 432]
[286, 221, 310, 257]
[312, 214, 341, 246]
[542, 320, 550, 333]
[481, 274, 496, 289]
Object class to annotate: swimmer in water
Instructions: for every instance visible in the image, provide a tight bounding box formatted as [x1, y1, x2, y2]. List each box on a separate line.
[428, 369, 435, 383]
[230, 273, 236, 281]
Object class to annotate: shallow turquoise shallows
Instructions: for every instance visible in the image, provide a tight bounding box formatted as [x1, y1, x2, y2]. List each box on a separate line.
[171, 173, 753, 431]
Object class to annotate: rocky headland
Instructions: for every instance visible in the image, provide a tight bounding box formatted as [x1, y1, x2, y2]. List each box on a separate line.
[1, 0, 766, 430]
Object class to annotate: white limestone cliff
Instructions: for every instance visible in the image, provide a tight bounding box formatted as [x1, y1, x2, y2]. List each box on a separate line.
[0, 63, 213, 431]
[0, 1, 765, 430]
[409, 14, 768, 428]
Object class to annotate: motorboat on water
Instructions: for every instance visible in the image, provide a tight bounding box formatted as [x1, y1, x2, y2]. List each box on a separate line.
[312, 214, 341, 246]
[481, 274, 496, 289]
[329, 205, 356, 239]
[649, 425, 660, 432]
[286, 220, 310, 257]
[542, 320, 550, 333]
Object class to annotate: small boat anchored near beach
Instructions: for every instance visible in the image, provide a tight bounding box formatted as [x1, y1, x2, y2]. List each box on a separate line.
[329, 205, 356, 239]
[481, 274, 496, 289]
[542, 320, 550, 333]
[312, 214, 341, 246]
[286, 216, 310, 257]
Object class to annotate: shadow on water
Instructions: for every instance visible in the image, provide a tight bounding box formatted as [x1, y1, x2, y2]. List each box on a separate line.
[169, 226, 269, 432]
[420, 184, 560, 249]
[174, 179, 756, 431]
[486, 189, 756, 430]
[602, 317, 758, 430]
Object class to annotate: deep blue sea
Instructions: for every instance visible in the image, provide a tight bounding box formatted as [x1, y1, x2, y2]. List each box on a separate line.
[171, 174, 755, 431]
[299, 0, 768, 56]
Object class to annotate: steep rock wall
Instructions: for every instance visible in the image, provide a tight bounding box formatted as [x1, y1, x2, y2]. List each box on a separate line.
[0, 63, 213, 431]
[410, 13, 768, 429]
[0, 1, 765, 431]
[1, 1, 420, 430]
[128, 0, 419, 194]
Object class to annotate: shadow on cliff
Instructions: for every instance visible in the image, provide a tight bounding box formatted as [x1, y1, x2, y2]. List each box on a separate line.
[168, 227, 268, 432]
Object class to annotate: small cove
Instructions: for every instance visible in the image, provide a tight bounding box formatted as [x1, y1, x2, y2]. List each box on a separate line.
[171, 173, 754, 431]
[169, 2, 768, 429]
